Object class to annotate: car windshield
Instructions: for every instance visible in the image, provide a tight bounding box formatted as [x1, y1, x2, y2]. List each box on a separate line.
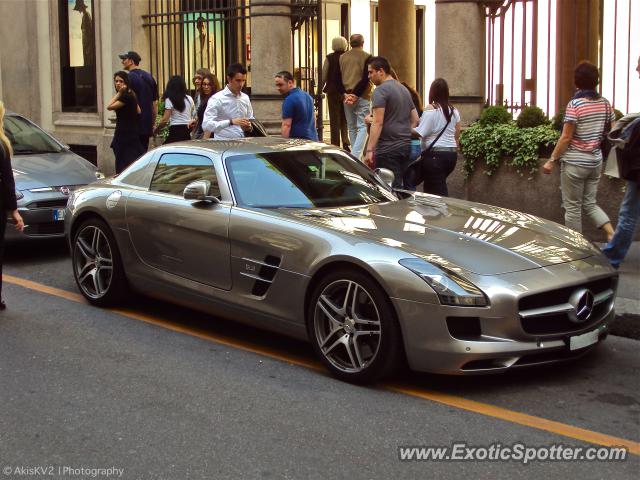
[225, 150, 397, 208]
[3, 116, 63, 154]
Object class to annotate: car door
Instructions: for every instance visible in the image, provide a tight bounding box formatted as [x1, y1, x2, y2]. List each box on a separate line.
[126, 151, 232, 290]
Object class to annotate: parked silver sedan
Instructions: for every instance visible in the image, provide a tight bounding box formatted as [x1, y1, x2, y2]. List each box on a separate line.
[65, 138, 618, 383]
[4, 112, 103, 240]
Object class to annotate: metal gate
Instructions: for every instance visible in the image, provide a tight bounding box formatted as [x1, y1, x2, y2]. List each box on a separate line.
[142, 0, 322, 126]
[291, 0, 323, 135]
[485, 0, 547, 115]
[485, 0, 639, 117]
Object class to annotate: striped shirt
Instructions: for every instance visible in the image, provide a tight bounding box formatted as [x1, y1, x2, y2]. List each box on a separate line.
[562, 97, 615, 167]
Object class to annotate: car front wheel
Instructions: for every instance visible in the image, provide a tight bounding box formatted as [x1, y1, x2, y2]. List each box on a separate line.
[307, 269, 403, 384]
[72, 218, 127, 306]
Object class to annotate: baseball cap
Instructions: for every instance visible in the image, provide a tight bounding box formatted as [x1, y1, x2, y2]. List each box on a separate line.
[118, 51, 141, 65]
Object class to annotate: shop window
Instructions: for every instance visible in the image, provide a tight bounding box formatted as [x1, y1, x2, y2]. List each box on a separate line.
[58, 0, 98, 112]
[69, 144, 97, 165]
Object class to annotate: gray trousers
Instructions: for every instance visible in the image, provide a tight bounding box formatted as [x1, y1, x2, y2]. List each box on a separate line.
[560, 162, 610, 233]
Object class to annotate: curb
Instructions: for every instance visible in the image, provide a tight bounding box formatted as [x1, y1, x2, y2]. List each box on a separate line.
[610, 313, 640, 340]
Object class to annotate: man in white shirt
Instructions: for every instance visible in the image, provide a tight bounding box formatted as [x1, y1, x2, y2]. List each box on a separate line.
[202, 63, 254, 139]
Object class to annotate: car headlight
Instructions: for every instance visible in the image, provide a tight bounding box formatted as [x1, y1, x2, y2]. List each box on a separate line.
[15, 190, 24, 200]
[399, 258, 488, 307]
[95, 170, 105, 179]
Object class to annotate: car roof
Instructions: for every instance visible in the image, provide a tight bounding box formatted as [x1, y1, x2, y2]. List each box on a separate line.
[158, 137, 331, 156]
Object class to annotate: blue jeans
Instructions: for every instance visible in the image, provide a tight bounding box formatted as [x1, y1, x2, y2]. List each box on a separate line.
[376, 145, 412, 189]
[344, 97, 370, 160]
[602, 180, 639, 267]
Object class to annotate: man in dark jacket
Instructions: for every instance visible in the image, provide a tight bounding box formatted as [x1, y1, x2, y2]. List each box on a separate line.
[322, 36, 349, 150]
[119, 51, 159, 152]
[602, 56, 640, 268]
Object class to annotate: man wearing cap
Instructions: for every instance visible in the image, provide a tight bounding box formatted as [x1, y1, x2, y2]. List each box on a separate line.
[119, 51, 159, 151]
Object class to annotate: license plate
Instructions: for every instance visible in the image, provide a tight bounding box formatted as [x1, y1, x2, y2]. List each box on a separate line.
[53, 209, 65, 221]
[569, 329, 599, 351]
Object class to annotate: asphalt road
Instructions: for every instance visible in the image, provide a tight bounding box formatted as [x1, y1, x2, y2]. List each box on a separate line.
[0, 239, 638, 480]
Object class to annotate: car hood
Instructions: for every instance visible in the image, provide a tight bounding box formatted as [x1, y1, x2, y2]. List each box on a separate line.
[12, 151, 97, 190]
[278, 195, 600, 275]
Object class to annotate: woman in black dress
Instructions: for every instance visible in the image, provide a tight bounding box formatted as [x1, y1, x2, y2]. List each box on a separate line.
[195, 73, 219, 139]
[107, 71, 144, 174]
[0, 100, 25, 309]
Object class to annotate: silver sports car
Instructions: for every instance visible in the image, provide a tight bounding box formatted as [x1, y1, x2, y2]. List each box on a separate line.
[65, 138, 618, 383]
[4, 111, 103, 240]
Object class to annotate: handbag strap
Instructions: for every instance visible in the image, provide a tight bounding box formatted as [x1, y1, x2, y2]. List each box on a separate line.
[423, 108, 452, 154]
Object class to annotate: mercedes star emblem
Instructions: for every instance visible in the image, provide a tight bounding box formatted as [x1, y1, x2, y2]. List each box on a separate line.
[568, 288, 595, 323]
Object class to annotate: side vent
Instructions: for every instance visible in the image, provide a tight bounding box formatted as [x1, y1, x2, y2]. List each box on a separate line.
[240, 256, 282, 297]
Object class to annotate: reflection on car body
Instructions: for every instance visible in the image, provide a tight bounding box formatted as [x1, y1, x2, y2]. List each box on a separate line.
[65, 138, 618, 383]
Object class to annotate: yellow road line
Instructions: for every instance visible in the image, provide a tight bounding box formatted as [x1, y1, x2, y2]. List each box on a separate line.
[4, 274, 86, 303]
[387, 385, 639, 455]
[4, 274, 639, 456]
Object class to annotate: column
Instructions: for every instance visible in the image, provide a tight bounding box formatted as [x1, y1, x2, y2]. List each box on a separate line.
[435, 0, 485, 125]
[250, 0, 292, 132]
[378, 0, 416, 88]
[555, 0, 600, 112]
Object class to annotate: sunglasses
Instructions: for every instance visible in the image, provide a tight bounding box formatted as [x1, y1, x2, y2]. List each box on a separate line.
[202, 82, 212, 87]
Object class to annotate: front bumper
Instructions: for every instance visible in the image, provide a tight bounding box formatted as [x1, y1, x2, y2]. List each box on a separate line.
[394, 260, 618, 374]
[5, 193, 69, 240]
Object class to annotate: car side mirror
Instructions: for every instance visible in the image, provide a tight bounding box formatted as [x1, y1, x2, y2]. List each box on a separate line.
[374, 168, 395, 188]
[183, 180, 219, 203]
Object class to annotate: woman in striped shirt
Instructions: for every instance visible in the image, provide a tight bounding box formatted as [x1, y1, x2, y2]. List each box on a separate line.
[543, 61, 615, 241]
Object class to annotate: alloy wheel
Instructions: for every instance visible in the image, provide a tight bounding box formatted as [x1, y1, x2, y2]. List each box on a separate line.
[73, 225, 114, 299]
[313, 279, 382, 374]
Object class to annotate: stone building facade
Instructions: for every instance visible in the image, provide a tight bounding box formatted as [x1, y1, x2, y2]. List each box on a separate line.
[0, 0, 611, 174]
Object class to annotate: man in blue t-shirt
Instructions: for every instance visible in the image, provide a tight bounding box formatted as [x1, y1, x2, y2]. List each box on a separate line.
[119, 51, 159, 152]
[274, 71, 318, 141]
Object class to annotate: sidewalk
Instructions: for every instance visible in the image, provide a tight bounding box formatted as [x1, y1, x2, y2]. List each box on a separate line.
[614, 241, 639, 315]
[610, 241, 639, 339]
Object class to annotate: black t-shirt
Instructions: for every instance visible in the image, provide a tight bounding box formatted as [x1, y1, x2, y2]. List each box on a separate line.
[114, 91, 140, 136]
[0, 143, 18, 211]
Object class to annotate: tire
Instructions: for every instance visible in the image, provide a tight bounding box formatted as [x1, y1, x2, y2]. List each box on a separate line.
[306, 268, 403, 384]
[72, 218, 127, 307]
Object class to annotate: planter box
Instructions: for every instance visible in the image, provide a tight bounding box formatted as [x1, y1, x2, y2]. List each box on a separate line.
[446, 155, 634, 242]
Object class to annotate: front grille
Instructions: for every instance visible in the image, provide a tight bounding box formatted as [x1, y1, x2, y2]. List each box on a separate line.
[26, 199, 68, 209]
[26, 222, 65, 235]
[521, 302, 610, 335]
[518, 277, 614, 310]
[518, 276, 616, 336]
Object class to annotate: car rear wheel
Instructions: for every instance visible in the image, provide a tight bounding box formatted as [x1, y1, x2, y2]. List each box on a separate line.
[72, 218, 127, 306]
[307, 269, 402, 384]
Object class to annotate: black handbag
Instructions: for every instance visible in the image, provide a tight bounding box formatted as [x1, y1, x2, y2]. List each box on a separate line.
[403, 115, 451, 187]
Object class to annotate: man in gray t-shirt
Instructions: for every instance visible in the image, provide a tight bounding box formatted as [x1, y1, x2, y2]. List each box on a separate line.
[365, 57, 418, 187]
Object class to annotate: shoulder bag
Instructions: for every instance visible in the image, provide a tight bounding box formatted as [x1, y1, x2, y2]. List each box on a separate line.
[403, 110, 452, 188]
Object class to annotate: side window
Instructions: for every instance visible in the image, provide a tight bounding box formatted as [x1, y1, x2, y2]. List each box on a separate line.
[149, 153, 220, 197]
